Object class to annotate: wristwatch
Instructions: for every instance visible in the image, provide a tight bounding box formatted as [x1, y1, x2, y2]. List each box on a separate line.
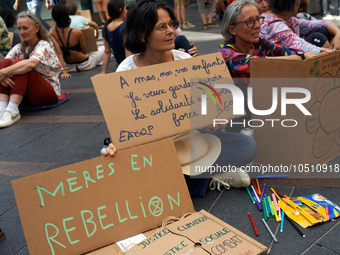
[296, 51, 305, 60]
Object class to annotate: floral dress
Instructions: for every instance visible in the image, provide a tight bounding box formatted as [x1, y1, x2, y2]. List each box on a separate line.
[218, 37, 294, 89]
[5, 40, 62, 99]
[260, 13, 329, 53]
[0, 17, 11, 58]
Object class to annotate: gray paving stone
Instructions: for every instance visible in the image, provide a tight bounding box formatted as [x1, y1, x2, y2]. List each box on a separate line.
[2, 123, 102, 163]
[0, 207, 26, 255]
[317, 222, 340, 254]
[0, 123, 64, 161]
[304, 244, 339, 255]
[191, 188, 223, 212]
[0, 176, 22, 215]
[16, 246, 29, 255]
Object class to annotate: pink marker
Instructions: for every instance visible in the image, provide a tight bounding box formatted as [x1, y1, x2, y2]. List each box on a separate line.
[325, 205, 330, 220]
[272, 193, 279, 212]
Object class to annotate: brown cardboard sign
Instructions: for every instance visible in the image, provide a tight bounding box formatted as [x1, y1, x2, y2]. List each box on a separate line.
[78, 10, 92, 21]
[12, 138, 194, 255]
[250, 51, 340, 168]
[119, 210, 267, 255]
[82, 28, 98, 53]
[91, 53, 236, 150]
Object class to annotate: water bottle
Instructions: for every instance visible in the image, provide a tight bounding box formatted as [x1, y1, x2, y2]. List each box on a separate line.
[100, 137, 111, 156]
[240, 128, 255, 166]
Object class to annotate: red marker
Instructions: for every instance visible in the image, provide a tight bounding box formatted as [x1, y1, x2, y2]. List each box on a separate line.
[251, 179, 259, 195]
[248, 212, 259, 236]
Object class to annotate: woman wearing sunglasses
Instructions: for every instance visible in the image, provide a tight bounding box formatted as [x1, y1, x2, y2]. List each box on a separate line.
[218, 0, 316, 86]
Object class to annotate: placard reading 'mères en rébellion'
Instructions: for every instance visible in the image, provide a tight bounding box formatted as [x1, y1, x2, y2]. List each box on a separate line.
[91, 53, 236, 150]
[12, 138, 193, 255]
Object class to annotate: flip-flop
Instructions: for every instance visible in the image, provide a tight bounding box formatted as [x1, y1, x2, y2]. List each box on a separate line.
[0, 228, 4, 240]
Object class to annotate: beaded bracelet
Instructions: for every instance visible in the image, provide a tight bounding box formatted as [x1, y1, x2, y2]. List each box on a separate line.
[62, 70, 69, 74]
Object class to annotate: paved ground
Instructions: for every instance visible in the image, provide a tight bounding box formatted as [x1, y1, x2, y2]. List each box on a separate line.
[1, 2, 340, 255]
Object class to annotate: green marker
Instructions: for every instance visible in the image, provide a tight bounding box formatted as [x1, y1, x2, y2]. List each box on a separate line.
[268, 196, 275, 217]
[246, 187, 255, 204]
[262, 199, 267, 220]
[263, 196, 269, 219]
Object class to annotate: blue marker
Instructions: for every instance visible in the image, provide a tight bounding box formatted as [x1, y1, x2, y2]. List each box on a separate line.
[280, 211, 285, 232]
[265, 194, 271, 215]
[257, 175, 288, 179]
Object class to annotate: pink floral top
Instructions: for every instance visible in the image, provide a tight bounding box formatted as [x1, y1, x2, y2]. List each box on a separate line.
[5, 40, 62, 99]
[260, 13, 329, 53]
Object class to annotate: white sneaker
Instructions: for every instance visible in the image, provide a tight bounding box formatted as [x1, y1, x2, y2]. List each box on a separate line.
[210, 168, 250, 191]
[182, 22, 195, 28]
[0, 109, 21, 128]
[322, 14, 335, 20]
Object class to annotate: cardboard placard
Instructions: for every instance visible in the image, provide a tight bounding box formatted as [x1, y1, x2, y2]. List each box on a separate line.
[250, 51, 340, 167]
[91, 53, 237, 150]
[87, 210, 267, 255]
[82, 28, 98, 53]
[12, 138, 194, 255]
[78, 10, 92, 21]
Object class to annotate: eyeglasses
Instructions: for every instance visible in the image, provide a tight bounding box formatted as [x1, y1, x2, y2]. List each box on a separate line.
[232, 16, 264, 28]
[156, 20, 179, 34]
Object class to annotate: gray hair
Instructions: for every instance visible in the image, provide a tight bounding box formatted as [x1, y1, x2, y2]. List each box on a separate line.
[221, 0, 257, 44]
[17, 11, 50, 54]
[267, 0, 301, 14]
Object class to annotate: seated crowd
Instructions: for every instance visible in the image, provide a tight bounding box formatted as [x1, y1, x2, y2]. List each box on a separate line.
[0, 0, 339, 195]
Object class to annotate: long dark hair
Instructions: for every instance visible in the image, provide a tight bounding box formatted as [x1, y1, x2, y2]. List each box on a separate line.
[52, 3, 71, 28]
[103, 0, 126, 40]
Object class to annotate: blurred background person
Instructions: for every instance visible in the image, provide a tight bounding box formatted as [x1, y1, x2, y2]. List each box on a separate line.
[93, 0, 109, 25]
[66, 1, 99, 38]
[13, 0, 51, 30]
[49, 3, 104, 72]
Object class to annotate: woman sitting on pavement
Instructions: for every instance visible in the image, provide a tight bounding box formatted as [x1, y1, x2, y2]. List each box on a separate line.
[218, 0, 318, 88]
[99, 0, 131, 74]
[260, 0, 340, 53]
[104, 0, 256, 197]
[0, 11, 62, 128]
[49, 3, 104, 73]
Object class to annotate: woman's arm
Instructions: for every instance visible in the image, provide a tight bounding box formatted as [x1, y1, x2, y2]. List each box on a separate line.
[13, 0, 20, 10]
[87, 21, 99, 39]
[0, 58, 40, 85]
[98, 38, 111, 75]
[325, 22, 340, 50]
[50, 36, 71, 79]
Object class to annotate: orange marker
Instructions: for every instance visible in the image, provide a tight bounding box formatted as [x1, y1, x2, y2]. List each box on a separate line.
[256, 179, 261, 196]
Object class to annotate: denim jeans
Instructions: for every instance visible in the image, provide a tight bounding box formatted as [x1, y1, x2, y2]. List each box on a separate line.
[26, 0, 51, 31]
[185, 130, 257, 197]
